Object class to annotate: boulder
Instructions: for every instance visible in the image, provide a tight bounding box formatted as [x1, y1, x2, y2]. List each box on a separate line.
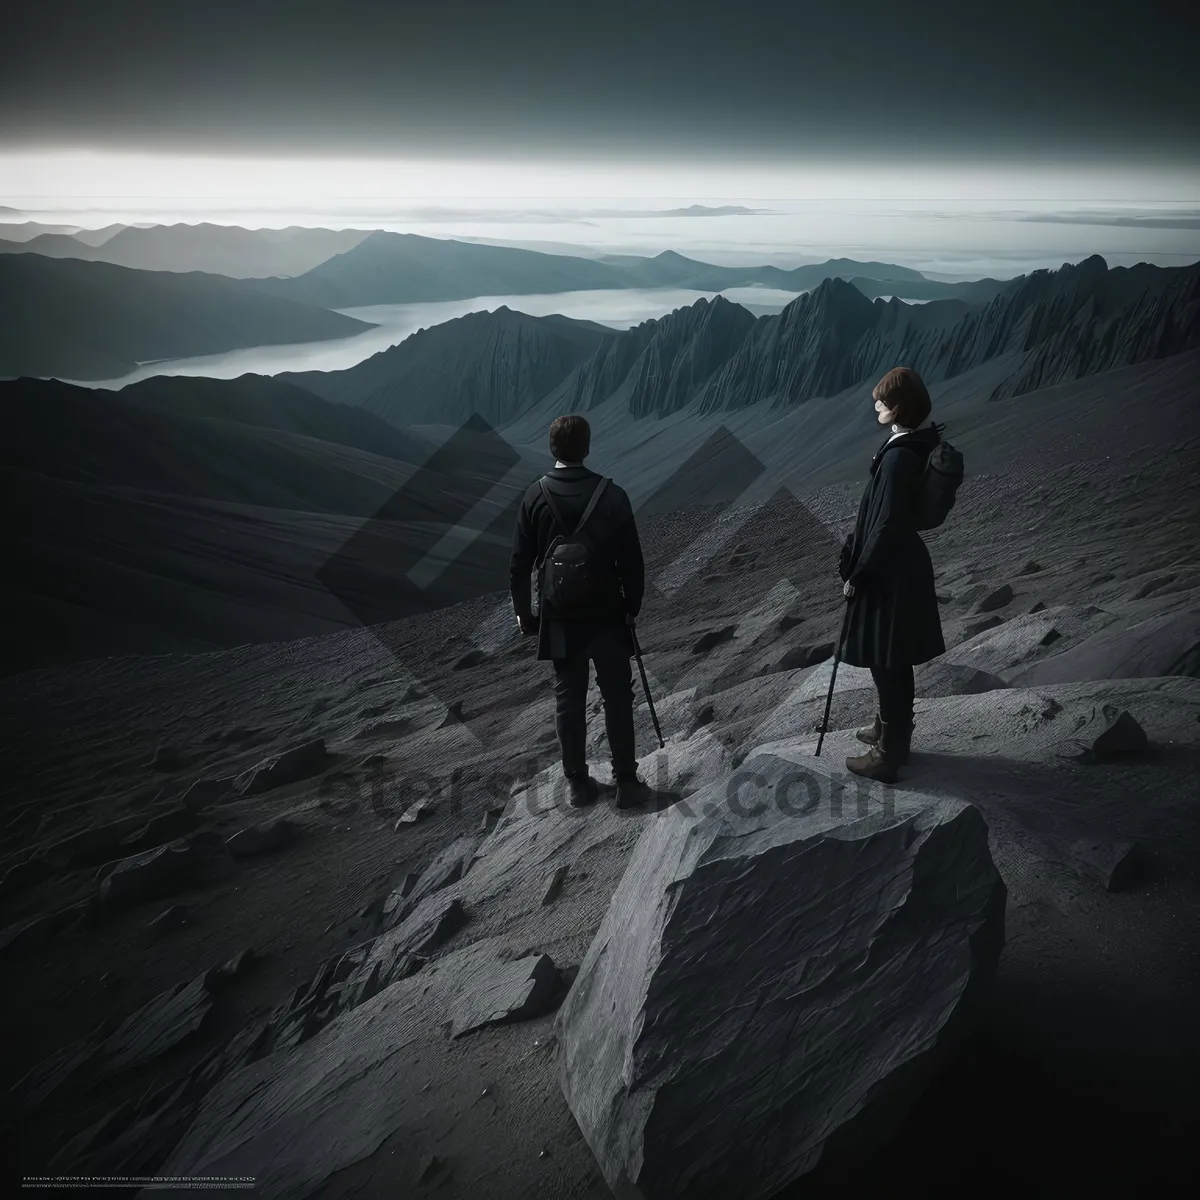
[974, 583, 1014, 613]
[225, 818, 302, 859]
[1018, 559, 1043, 575]
[691, 626, 736, 655]
[1064, 706, 1149, 763]
[349, 895, 468, 1005]
[1065, 838, 1142, 892]
[395, 798, 436, 826]
[438, 702, 466, 729]
[946, 605, 1116, 679]
[1010, 612, 1200, 686]
[557, 751, 1005, 1200]
[241, 739, 330, 796]
[383, 836, 479, 927]
[448, 953, 560, 1038]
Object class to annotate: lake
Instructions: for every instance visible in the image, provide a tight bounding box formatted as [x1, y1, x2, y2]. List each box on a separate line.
[78, 285, 823, 389]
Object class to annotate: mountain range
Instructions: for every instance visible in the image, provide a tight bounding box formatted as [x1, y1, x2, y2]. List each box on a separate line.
[249, 233, 1009, 308]
[284, 256, 1199, 426]
[0, 255, 374, 380]
[0, 223, 371, 277]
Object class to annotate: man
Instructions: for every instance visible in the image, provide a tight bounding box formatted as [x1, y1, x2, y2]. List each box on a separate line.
[510, 414, 652, 808]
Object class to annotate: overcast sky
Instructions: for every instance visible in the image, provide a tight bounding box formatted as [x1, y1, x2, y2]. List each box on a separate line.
[3, 0, 1197, 165]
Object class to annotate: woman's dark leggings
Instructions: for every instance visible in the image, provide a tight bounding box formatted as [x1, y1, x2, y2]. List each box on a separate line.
[870, 665, 915, 727]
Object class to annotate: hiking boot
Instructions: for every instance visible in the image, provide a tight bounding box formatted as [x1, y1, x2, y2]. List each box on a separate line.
[614, 773, 653, 809]
[845, 720, 913, 785]
[565, 773, 600, 807]
[854, 713, 913, 765]
[855, 713, 882, 746]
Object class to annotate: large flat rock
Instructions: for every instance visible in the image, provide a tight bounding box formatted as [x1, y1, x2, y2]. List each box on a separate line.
[152, 939, 550, 1199]
[1007, 610, 1200, 686]
[557, 751, 1005, 1200]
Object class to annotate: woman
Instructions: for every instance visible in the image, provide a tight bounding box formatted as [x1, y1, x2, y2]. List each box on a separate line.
[838, 366, 945, 783]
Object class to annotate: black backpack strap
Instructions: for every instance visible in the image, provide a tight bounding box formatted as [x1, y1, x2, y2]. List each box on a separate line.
[538, 476, 609, 537]
[537, 479, 573, 536]
[572, 478, 609, 535]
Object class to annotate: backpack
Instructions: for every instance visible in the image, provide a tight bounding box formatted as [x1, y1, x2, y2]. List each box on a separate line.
[914, 438, 963, 530]
[536, 477, 613, 617]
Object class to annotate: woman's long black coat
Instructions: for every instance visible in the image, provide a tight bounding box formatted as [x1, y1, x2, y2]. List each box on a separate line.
[839, 426, 946, 669]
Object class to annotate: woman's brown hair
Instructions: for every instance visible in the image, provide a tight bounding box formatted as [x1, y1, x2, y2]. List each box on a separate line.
[872, 367, 932, 429]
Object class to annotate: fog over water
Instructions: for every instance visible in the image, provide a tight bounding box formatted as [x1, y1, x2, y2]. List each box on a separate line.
[76, 286, 823, 389]
[9, 154, 1197, 389]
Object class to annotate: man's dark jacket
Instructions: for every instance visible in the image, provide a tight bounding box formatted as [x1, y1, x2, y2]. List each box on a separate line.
[838, 425, 946, 669]
[510, 463, 645, 661]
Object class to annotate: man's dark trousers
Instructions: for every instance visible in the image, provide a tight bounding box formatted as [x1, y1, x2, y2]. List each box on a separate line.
[552, 623, 637, 779]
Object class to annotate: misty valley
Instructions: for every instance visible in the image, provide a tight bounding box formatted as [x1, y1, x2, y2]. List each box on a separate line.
[1, 169, 1198, 1198]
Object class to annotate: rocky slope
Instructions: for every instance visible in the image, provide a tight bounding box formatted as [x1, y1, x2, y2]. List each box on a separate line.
[560, 295, 758, 418]
[0, 430, 1196, 1195]
[5, 347, 1198, 675]
[288, 307, 612, 426]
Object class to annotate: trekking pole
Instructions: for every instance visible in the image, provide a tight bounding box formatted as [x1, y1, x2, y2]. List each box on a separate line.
[629, 625, 666, 750]
[815, 597, 854, 757]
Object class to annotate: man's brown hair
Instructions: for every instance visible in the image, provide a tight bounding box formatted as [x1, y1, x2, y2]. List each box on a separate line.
[872, 367, 932, 428]
[548, 414, 591, 462]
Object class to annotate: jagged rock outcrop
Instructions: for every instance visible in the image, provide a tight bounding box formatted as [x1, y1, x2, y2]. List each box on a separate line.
[558, 751, 1005, 1200]
[987, 256, 1200, 398]
[622, 296, 758, 417]
[558, 258, 1200, 420]
[693, 278, 881, 412]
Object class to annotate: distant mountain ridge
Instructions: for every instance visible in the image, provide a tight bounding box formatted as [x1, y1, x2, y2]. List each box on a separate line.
[248, 232, 1008, 308]
[0, 223, 371, 277]
[1, 221, 1012, 306]
[296, 256, 1199, 427]
[614, 256, 1200, 416]
[0, 255, 375, 380]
